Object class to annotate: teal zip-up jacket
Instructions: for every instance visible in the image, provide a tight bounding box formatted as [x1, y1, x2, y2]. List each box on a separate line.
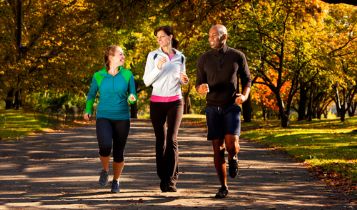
[85, 66, 137, 120]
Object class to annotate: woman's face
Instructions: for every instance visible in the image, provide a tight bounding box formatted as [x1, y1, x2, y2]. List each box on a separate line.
[111, 47, 125, 67]
[156, 30, 172, 48]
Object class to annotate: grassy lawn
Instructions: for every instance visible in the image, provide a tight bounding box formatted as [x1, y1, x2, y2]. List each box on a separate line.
[0, 109, 48, 140]
[0, 109, 86, 140]
[241, 117, 357, 192]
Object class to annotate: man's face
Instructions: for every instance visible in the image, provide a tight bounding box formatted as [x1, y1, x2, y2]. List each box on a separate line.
[208, 27, 224, 49]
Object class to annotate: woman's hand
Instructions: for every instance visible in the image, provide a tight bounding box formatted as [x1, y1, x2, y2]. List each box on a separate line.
[128, 94, 136, 104]
[180, 72, 189, 84]
[157, 57, 167, 70]
[83, 113, 91, 121]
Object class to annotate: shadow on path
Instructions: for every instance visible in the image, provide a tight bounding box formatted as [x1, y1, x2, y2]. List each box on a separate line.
[0, 119, 355, 209]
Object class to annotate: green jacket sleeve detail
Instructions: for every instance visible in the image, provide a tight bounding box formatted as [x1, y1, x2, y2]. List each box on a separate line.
[85, 72, 100, 114]
[121, 68, 137, 104]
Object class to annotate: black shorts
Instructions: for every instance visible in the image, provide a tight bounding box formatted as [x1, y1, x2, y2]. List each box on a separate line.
[205, 104, 241, 140]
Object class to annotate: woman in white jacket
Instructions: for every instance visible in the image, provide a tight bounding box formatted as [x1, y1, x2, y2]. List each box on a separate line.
[143, 25, 189, 192]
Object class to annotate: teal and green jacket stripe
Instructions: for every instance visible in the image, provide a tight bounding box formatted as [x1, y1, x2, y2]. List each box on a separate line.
[85, 66, 137, 120]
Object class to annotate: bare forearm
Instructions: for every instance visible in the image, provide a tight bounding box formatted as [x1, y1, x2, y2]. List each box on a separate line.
[242, 87, 250, 98]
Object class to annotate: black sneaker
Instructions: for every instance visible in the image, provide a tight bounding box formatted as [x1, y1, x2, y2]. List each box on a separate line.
[99, 170, 109, 187]
[160, 181, 168, 192]
[215, 186, 229, 198]
[228, 157, 239, 178]
[167, 185, 177, 192]
[111, 180, 120, 193]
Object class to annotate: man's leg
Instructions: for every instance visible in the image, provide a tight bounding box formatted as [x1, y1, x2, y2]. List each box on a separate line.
[223, 104, 241, 178]
[225, 134, 240, 161]
[225, 134, 240, 178]
[212, 139, 229, 198]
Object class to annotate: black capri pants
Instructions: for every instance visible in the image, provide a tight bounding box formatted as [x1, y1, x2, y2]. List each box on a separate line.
[96, 118, 130, 163]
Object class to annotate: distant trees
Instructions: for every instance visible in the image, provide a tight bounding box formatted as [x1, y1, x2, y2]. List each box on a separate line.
[0, 0, 355, 125]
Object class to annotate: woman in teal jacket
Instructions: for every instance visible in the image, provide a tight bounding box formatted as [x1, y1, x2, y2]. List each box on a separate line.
[84, 45, 137, 193]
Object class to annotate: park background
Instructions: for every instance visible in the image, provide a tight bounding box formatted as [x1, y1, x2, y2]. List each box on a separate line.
[0, 0, 356, 196]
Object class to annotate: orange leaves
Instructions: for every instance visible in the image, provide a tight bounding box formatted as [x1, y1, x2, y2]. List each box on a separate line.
[252, 83, 279, 111]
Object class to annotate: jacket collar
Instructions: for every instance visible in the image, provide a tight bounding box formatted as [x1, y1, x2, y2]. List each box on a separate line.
[157, 47, 182, 56]
[212, 44, 228, 55]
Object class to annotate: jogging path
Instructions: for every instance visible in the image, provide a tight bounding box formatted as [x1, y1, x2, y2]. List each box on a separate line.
[0, 119, 355, 209]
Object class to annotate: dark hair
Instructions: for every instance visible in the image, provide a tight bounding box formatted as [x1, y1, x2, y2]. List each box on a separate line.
[104, 45, 118, 71]
[154, 25, 179, 49]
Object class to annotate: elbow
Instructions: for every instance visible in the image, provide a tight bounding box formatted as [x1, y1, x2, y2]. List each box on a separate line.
[143, 78, 151, 87]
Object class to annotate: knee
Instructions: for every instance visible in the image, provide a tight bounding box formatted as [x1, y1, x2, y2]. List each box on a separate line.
[113, 155, 124, 163]
[225, 135, 240, 154]
[99, 144, 111, 157]
[213, 146, 225, 163]
[113, 148, 125, 162]
[226, 143, 240, 154]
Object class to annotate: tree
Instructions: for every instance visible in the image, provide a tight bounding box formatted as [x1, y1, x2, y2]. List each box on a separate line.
[231, 0, 312, 127]
[322, 3, 357, 121]
[1, 0, 105, 109]
[320, 0, 357, 6]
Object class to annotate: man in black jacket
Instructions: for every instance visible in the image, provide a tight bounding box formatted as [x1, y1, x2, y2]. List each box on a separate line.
[196, 24, 251, 198]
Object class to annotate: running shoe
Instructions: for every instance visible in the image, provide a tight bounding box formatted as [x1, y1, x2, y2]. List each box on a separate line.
[111, 180, 120, 193]
[99, 169, 109, 187]
[228, 157, 239, 178]
[215, 186, 229, 198]
[167, 185, 177, 192]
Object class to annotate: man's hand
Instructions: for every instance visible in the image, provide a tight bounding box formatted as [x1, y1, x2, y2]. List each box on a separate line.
[235, 93, 247, 105]
[197, 83, 209, 95]
[83, 113, 91, 121]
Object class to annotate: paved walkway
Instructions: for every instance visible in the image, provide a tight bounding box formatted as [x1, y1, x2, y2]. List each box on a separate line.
[0, 119, 355, 209]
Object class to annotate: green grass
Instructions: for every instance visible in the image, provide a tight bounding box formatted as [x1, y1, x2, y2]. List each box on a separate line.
[242, 117, 357, 190]
[0, 109, 84, 140]
[0, 109, 49, 140]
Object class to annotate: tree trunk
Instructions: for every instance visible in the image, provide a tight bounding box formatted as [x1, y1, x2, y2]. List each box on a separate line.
[307, 89, 313, 121]
[340, 109, 346, 122]
[14, 89, 21, 110]
[297, 86, 307, 121]
[276, 93, 289, 127]
[334, 83, 342, 117]
[242, 95, 252, 122]
[348, 102, 356, 117]
[5, 89, 14, 109]
[339, 88, 347, 122]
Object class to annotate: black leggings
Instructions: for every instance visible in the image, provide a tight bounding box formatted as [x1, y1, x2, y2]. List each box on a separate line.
[150, 99, 183, 186]
[96, 118, 130, 163]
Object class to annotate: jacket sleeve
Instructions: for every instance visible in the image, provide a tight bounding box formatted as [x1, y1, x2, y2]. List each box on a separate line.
[196, 55, 207, 88]
[143, 52, 162, 87]
[128, 74, 137, 104]
[238, 52, 252, 90]
[179, 55, 189, 85]
[85, 76, 98, 114]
